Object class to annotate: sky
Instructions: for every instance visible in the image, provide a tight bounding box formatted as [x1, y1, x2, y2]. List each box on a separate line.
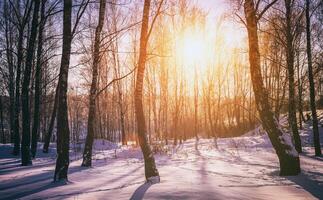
[198, 0, 230, 16]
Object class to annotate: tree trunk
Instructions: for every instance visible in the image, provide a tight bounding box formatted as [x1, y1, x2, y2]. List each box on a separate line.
[13, 1, 33, 156]
[194, 71, 199, 143]
[284, 0, 302, 153]
[21, 0, 40, 166]
[8, 57, 15, 145]
[135, 0, 159, 181]
[0, 96, 5, 143]
[43, 83, 59, 153]
[244, 0, 300, 176]
[296, 50, 306, 129]
[4, 1, 15, 145]
[173, 80, 179, 146]
[305, 0, 321, 156]
[111, 14, 126, 145]
[54, 0, 72, 181]
[120, 98, 126, 145]
[13, 29, 24, 156]
[81, 0, 106, 167]
[31, 0, 46, 158]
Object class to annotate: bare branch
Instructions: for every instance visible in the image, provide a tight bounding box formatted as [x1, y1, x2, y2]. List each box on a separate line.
[95, 66, 137, 98]
[257, 0, 279, 21]
[147, 0, 165, 40]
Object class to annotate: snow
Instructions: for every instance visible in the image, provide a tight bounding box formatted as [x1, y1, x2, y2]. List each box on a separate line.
[273, 116, 300, 157]
[279, 133, 299, 157]
[0, 114, 323, 199]
[146, 176, 160, 184]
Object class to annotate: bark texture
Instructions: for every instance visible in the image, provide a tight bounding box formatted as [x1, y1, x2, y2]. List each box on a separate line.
[82, 0, 106, 167]
[135, 0, 160, 181]
[43, 83, 59, 153]
[4, 1, 15, 145]
[21, 0, 40, 166]
[54, 0, 72, 181]
[244, 0, 300, 176]
[305, 0, 321, 156]
[31, 0, 46, 158]
[0, 97, 5, 143]
[284, 0, 302, 153]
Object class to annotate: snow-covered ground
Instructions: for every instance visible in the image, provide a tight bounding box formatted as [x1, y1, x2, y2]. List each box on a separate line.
[0, 116, 323, 200]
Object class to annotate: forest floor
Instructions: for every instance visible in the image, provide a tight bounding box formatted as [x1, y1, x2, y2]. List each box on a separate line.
[0, 115, 323, 200]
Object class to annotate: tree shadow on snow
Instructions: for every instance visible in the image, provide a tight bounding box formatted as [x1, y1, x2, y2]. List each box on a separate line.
[129, 181, 155, 200]
[264, 164, 323, 199]
[107, 164, 143, 184]
[0, 159, 20, 166]
[286, 172, 323, 199]
[300, 152, 323, 161]
[0, 165, 89, 199]
[0, 160, 55, 174]
[5, 180, 70, 200]
[195, 148, 209, 184]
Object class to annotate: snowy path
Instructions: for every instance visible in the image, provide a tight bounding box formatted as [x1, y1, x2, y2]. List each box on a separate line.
[0, 137, 322, 200]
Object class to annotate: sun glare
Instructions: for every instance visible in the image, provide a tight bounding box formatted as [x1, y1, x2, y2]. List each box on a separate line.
[175, 23, 245, 77]
[180, 32, 207, 66]
[175, 29, 212, 78]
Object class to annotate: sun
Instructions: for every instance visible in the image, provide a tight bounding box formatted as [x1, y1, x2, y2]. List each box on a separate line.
[181, 33, 206, 65]
[174, 23, 245, 81]
[177, 30, 209, 68]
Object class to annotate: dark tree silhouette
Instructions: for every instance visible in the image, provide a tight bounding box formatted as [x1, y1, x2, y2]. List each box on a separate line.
[31, 0, 46, 159]
[54, 0, 89, 181]
[305, 0, 321, 156]
[82, 0, 106, 167]
[243, 0, 300, 175]
[284, 0, 302, 153]
[54, 0, 73, 181]
[21, 0, 40, 166]
[3, 1, 15, 145]
[0, 95, 5, 143]
[13, 1, 33, 156]
[43, 83, 59, 153]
